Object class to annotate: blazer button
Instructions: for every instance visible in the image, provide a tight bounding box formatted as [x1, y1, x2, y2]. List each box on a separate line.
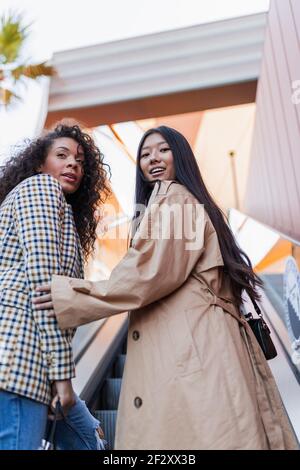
[134, 397, 143, 408]
[47, 352, 56, 367]
[132, 330, 140, 341]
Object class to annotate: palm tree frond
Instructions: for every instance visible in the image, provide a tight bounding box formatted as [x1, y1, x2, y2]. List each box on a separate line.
[0, 12, 56, 108]
[0, 86, 20, 105]
[11, 62, 56, 81]
[0, 12, 29, 64]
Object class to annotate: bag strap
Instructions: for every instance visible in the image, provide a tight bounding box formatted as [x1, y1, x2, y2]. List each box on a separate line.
[46, 400, 60, 447]
[249, 295, 262, 316]
[247, 293, 270, 325]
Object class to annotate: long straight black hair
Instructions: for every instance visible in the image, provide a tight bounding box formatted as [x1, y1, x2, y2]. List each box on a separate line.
[135, 125, 262, 308]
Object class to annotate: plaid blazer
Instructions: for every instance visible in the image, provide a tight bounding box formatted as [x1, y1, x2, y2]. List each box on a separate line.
[0, 174, 84, 404]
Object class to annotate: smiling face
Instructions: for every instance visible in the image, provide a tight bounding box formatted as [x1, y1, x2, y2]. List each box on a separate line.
[39, 137, 85, 194]
[139, 132, 176, 182]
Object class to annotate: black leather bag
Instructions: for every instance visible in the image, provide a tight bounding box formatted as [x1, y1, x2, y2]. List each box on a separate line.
[38, 400, 60, 450]
[245, 298, 277, 361]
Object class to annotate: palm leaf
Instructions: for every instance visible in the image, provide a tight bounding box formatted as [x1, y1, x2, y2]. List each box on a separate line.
[0, 12, 28, 64]
[11, 62, 56, 81]
[0, 86, 20, 105]
[0, 12, 57, 108]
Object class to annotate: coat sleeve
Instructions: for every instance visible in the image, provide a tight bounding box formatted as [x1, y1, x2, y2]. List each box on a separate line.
[13, 174, 75, 381]
[52, 191, 207, 330]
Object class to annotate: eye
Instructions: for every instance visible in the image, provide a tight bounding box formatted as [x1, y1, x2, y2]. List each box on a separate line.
[141, 153, 149, 159]
[57, 153, 66, 158]
[160, 147, 170, 152]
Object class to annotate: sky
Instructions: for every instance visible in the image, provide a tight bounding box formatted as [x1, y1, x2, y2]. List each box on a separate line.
[0, 0, 270, 159]
[0, 0, 270, 60]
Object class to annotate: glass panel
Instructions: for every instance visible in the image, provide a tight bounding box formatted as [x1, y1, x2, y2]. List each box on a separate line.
[229, 209, 300, 377]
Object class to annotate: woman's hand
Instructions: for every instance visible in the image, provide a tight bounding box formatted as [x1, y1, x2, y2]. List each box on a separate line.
[33, 284, 54, 313]
[51, 379, 76, 417]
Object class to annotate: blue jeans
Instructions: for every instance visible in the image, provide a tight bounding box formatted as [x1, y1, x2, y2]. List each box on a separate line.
[54, 395, 106, 450]
[0, 389, 48, 450]
[0, 390, 105, 450]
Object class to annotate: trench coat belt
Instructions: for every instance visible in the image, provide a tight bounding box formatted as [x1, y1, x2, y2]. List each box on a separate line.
[208, 292, 248, 328]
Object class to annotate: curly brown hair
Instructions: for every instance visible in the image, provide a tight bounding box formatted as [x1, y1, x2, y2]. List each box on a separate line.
[0, 123, 111, 261]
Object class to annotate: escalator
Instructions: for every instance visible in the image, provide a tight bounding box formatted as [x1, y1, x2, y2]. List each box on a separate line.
[93, 348, 126, 449]
[72, 313, 128, 450]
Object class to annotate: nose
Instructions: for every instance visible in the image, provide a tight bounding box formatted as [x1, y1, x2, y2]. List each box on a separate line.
[149, 150, 161, 164]
[66, 155, 79, 169]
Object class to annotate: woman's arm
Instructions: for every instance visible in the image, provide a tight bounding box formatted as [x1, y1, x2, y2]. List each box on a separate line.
[13, 174, 76, 384]
[40, 190, 207, 330]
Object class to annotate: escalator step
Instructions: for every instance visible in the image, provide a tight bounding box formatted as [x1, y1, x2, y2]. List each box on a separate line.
[100, 378, 122, 410]
[94, 410, 117, 450]
[114, 354, 126, 378]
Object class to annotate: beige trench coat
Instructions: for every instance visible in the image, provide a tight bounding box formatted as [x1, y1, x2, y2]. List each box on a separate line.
[51, 181, 298, 450]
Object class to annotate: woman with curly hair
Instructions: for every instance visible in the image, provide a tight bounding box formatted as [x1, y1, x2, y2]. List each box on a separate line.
[0, 122, 110, 449]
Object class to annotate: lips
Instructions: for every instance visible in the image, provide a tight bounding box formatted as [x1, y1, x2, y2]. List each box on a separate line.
[149, 167, 166, 176]
[62, 173, 77, 183]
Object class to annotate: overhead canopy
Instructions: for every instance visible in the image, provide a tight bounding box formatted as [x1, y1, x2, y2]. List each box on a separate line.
[46, 13, 267, 127]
